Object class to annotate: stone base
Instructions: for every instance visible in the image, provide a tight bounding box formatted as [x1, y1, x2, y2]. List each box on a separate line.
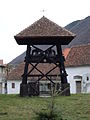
[20, 83, 28, 97]
[61, 83, 70, 96]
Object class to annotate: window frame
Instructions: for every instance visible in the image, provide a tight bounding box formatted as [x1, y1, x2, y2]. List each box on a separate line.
[12, 83, 15, 89]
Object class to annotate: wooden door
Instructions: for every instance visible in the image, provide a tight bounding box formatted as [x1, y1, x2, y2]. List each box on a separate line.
[76, 81, 81, 93]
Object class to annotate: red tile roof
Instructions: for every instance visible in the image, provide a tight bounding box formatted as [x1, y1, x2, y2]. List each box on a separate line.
[7, 44, 90, 80]
[63, 48, 71, 58]
[7, 63, 60, 80]
[65, 44, 90, 67]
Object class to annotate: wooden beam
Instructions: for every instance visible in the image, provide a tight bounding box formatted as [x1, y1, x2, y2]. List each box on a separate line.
[56, 45, 67, 83]
[22, 45, 31, 84]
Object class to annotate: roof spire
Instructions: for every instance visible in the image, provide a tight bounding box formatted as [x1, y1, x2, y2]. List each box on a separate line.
[40, 9, 46, 17]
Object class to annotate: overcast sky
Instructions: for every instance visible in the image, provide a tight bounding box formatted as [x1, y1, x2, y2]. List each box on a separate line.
[0, 0, 90, 64]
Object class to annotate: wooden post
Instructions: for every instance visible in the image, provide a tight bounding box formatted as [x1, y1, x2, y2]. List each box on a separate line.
[56, 45, 67, 83]
[22, 45, 31, 84]
[20, 45, 31, 97]
[56, 45, 70, 95]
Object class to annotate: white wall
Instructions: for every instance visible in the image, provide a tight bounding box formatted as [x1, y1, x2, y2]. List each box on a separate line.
[0, 67, 5, 82]
[0, 66, 6, 94]
[7, 66, 90, 94]
[82, 73, 90, 93]
[66, 66, 90, 94]
[7, 80, 21, 94]
[7, 80, 60, 94]
[1, 82, 6, 94]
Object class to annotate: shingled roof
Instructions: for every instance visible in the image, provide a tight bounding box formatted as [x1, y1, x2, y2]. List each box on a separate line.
[14, 16, 75, 45]
[65, 44, 90, 67]
[7, 63, 60, 80]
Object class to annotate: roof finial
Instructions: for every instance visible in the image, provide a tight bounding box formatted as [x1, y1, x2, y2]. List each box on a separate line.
[40, 9, 46, 17]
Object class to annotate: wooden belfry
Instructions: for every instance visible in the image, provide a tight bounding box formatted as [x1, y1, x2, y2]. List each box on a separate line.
[14, 16, 75, 96]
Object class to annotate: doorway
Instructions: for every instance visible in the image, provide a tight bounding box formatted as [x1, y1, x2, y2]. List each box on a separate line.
[76, 81, 81, 93]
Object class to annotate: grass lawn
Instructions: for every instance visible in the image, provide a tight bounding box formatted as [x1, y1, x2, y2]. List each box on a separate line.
[0, 94, 90, 120]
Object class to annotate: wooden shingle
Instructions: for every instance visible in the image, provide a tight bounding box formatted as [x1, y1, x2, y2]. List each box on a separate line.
[14, 16, 75, 45]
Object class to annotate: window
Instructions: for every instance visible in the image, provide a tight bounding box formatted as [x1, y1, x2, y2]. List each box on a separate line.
[87, 76, 89, 81]
[47, 83, 51, 90]
[12, 83, 15, 88]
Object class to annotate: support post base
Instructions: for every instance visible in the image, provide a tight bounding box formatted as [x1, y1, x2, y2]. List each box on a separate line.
[20, 83, 28, 97]
[61, 83, 70, 96]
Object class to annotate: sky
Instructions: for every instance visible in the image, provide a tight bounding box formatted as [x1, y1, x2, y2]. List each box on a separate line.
[0, 0, 90, 64]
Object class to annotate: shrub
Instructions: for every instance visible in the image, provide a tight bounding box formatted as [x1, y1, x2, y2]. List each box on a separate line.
[33, 83, 65, 120]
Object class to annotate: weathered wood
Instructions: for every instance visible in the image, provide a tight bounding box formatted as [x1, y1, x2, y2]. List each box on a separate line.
[28, 82, 39, 96]
[56, 45, 68, 84]
[22, 45, 31, 84]
[28, 55, 60, 63]
[14, 17, 76, 96]
[20, 44, 70, 96]
[20, 83, 28, 97]
[27, 74, 61, 77]
[60, 83, 70, 96]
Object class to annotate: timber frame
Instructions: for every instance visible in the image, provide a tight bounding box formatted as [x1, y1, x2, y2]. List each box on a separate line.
[14, 16, 76, 96]
[20, 44, 70, 96]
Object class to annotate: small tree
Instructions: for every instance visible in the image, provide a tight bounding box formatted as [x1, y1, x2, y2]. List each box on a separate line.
[33, 82, 65, 120]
